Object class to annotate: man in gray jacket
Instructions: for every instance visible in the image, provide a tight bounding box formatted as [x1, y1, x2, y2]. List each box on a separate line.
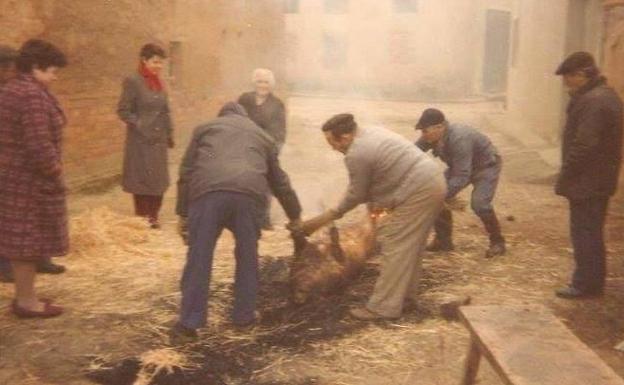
[172, 102, 302, 340]
[297, 113, 446, 320]
[554, 52, 623, 299]
[415, 108, 506, 258]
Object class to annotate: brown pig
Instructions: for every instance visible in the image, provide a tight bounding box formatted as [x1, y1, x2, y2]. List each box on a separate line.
[289, 215, 377, 304]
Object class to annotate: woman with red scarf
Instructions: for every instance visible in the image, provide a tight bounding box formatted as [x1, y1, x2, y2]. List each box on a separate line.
[117, 43, 174, 228]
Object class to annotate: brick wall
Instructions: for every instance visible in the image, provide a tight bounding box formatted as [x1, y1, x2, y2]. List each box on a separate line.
[0, 0, 285, 191]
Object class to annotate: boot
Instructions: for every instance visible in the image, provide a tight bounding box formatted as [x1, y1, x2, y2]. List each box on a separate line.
[426, 208, 454, 252]
[479, 211, 506, 258]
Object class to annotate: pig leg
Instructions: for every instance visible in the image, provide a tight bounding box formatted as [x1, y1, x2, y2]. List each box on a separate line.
[329, 224, 346, 264]
[292, 233, 309, 257]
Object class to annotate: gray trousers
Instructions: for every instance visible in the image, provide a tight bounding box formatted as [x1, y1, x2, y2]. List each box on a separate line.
[367, 174, 446, 318]
[469, 159, 501, 216]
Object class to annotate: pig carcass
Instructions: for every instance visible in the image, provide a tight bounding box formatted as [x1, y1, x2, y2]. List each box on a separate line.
[289, 216, 377, 304]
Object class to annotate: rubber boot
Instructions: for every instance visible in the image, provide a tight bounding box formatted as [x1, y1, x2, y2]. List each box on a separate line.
[426, 208, 454, 252]
[479, 211, 506, 258]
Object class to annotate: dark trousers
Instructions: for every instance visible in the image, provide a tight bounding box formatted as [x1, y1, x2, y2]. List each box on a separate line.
[0, 257, 57, 279]
[0, 257, 11, 275]
[133, 194, 163, 223]
[569, 197, 609, 293]
[179, 191, 260, 329]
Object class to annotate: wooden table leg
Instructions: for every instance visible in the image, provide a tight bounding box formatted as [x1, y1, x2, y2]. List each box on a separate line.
[461, 336, 481, 385]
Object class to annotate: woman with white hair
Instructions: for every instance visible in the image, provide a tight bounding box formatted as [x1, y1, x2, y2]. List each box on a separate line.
[238, 68, 286, 230]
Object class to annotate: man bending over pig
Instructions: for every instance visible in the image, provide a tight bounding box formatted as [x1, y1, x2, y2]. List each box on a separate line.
[172, 102, 303, 341]
[294, 113, 446, 320]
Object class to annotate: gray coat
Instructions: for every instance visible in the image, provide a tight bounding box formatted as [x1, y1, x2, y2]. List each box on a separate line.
[117, 73, 173, 195]
[416, 123, 500, 199]
[335, 126, 440, 217]
[175, 103, 301, 221]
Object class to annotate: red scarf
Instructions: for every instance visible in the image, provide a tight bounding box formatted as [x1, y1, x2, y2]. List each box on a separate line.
[139, 62, 163, 92]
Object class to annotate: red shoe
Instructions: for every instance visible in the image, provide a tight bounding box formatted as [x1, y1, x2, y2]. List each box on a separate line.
[11, 299, 63, 318]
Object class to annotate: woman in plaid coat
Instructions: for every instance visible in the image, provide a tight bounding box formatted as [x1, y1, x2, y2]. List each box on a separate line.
[0, 39, 68, 318]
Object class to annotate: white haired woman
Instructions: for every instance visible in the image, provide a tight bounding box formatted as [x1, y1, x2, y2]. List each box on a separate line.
[238, 68, 286, 230]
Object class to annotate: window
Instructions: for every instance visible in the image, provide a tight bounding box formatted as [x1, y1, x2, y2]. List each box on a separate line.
[393, 0, 418, 13]
[324, 0, 348, 14]
[323, 33, 347, 69]
[284, 0, 299, 13]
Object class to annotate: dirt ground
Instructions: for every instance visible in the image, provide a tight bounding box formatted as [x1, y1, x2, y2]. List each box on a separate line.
[1, 97, 623, 385]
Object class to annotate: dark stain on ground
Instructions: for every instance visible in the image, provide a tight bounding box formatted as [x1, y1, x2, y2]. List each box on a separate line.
[87, 257, 448, 385]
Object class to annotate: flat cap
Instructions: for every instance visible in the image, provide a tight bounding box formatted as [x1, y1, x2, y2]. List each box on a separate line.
[415, 108, 446, 130]
[555, 51, 596, 75]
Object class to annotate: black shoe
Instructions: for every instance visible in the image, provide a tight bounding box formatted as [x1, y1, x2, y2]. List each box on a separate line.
[169, 323, 198, 344]
[0, 269, 14, 283]
[426, 239, 454, 252]
[485, 241, 506, 258]
[555, 286, 603, 299]
[36, 261, 66, 275]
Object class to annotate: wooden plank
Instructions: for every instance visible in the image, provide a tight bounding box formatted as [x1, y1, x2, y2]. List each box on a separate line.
[459, 305, 624, 385]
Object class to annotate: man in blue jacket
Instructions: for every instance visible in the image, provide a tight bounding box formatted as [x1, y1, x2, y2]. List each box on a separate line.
[415, 108, 506, 258]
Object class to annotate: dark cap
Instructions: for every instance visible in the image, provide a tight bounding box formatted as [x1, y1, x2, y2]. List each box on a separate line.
[415, 108, 446, 130]
[555, 51, 596, 75]
[0, 45, 17, 65]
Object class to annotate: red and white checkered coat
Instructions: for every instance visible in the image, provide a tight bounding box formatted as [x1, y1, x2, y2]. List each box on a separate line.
[0, 74, 68, 261]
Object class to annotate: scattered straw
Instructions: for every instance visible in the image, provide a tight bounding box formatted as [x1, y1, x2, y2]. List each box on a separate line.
[133, 348, 197, 385]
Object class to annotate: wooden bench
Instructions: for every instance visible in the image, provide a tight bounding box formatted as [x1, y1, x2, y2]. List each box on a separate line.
[459, 305, 624, 385]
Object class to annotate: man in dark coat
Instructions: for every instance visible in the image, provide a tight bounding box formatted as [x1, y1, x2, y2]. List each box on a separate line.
[415, 109, 506, 258]
[554, 52, 623, 299]
[172, 102, 302, 341]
